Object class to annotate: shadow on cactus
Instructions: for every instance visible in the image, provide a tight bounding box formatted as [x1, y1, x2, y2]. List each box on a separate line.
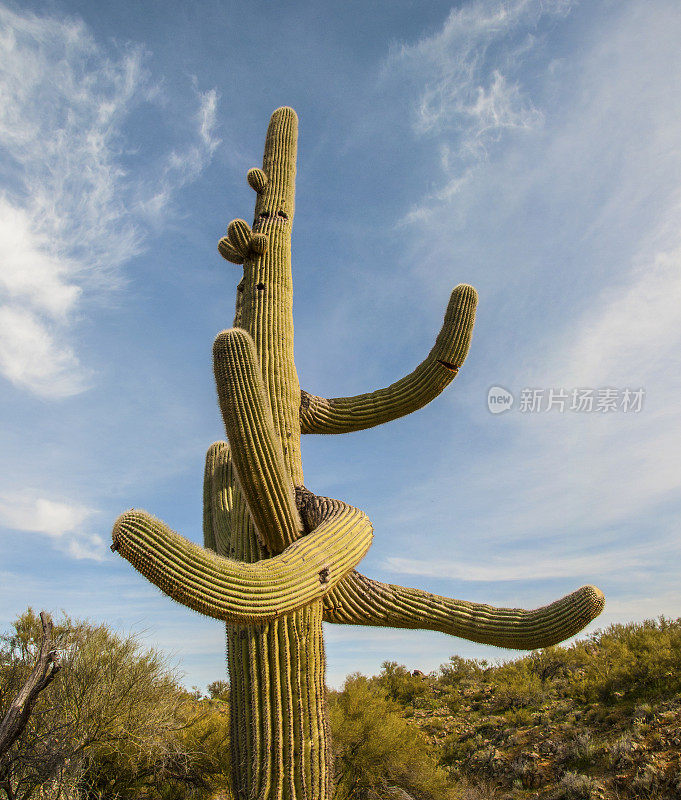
[111, 107, 605, 800]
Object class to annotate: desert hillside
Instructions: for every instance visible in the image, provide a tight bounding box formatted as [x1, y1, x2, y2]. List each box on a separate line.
[350, 617, 681, 799]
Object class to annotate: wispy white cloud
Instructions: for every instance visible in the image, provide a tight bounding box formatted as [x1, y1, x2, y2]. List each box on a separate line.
[197, 88, 220, 153]
[0, 493, 92, 536]
[460, 69, 542, 143]
[0, 4, 219, 397]
[385, 0, 568, 158]
[0, 305, 90, 396]
[136, 85, 221, 226]
[0, 491, 104, 560]
[0, 198, 80, 318]
[67, 534, 107, 561]
[383, 533, 676, 582]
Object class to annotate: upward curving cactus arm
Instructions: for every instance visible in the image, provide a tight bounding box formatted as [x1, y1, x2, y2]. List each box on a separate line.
[300, 284, 478, 435]
[213, 327, 303, 554]
[202, 442, 221, 553]
[322, 570, 604, 650]
[112, 503, 372, 624]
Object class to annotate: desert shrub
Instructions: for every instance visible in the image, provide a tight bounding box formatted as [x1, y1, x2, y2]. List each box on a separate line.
[606, 733, 638, 768]
[206, 679, 230, 702]
[631, 702, 653, 723]
[629, 762, 678, 798]
[558, 732, 599, 771]
[528, 646, 570, 684]
[551, 771, 599, 799]
[486, 660, 544, 712]
[151, 697, 232, 800]
[439, 735, 478, 772]
[0, 610, 231, 800]
[502, 707, 533, 727]
[329, 674, 452, 800]
[572, 618, 681, 703]
[375, 661, 432, 707]
[438, 656, 485, 688]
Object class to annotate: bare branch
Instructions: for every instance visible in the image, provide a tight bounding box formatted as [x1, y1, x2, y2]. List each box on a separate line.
[0, 612, 60, 759]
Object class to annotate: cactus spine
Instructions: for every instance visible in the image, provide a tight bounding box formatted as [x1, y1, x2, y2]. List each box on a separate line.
[112, 107, 605, 800]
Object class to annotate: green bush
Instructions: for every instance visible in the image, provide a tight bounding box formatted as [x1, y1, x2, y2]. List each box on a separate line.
[440, 736, 478, 771]
[583, 618, 681, 703]
[329, 674, 453, 800]
[486, 660, 544, 712]
[438, 656, 485, 688]
[375, 661, 433, 707]
[0, 610, 232, 800]
[551, 771, 599, 799]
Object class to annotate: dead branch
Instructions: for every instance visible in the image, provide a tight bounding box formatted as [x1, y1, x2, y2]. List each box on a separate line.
[0, 611, 60, 759]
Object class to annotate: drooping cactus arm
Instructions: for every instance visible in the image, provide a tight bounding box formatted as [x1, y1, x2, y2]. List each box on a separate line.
[323, 571, 604, 650]
[112, 504, 372, 624]
[300, 284, 478, 435]
[213, 327, 303, 554]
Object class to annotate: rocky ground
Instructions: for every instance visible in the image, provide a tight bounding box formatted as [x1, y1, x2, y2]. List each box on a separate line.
[374, 619, 681, 799]
[411, 689, 680, 799]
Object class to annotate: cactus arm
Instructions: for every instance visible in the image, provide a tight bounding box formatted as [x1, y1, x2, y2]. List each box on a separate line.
[203, 440, 246, 558]
[112, 502, 372, 624]
[300, 284, 478, 435]
[323, 571, 604, 650]
[202, 443, 221, 552]
[213, 327, 303, 554]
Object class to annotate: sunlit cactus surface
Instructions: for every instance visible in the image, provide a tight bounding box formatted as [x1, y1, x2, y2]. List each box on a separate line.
[112, 107, 605, 800]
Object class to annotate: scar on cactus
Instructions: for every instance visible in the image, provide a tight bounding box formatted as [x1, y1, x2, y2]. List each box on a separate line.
[112, 107, 605, 800]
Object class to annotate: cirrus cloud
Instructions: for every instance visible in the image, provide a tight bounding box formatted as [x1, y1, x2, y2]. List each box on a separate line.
[0, 3, 219, 398]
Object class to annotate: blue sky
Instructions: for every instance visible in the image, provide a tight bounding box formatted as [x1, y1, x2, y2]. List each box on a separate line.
[1, 0, 679, 690]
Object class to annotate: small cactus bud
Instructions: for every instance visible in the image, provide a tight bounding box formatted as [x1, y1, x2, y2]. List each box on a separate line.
[227, 219, 252, 257]
[218, 237, 244, 264]
[251, 233, 268, 254]
[247, 168, 268, 193]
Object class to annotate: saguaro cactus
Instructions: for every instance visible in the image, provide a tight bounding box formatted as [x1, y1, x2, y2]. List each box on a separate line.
[112, 107, 605, 800]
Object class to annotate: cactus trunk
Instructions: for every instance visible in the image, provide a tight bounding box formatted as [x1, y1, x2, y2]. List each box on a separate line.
[220, 109, 329, 800]
[227, 608, 328, 800]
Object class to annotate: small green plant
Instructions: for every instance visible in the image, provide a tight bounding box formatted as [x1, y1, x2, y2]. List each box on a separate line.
[377, 661, 433, 706]
[552, 772, 599, 800]
[329, 675, 452, 800]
